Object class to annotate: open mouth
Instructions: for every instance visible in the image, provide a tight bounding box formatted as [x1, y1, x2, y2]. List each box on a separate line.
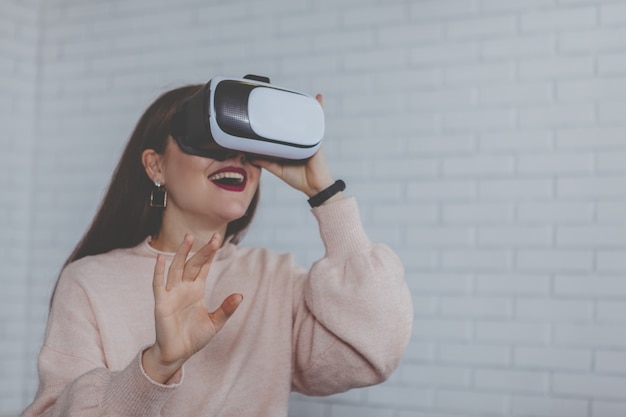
[208, 167, 247, 192]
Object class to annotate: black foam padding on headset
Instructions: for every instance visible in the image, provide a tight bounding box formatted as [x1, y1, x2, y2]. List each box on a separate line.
[214, 81, 263, 140]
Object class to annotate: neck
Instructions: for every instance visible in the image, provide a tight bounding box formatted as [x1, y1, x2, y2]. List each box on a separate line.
[150, 210, 229, 253]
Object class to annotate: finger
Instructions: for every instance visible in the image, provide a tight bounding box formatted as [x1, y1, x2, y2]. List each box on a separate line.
[182, 233, 221, 282]
[209, 293, 243, 331]
[166, 234, 194, 291]
[253, 159, 283, 176]
[315, 93, 324, 108]
[152, 254, 166, 296]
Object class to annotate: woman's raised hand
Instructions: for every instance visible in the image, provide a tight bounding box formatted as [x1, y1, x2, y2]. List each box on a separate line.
[142, 233, 243, 384]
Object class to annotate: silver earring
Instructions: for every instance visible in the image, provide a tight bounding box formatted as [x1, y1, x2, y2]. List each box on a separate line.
[150, 180, 167, 208]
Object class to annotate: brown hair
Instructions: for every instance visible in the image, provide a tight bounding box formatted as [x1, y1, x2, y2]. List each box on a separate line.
[53, 85, 259, 299]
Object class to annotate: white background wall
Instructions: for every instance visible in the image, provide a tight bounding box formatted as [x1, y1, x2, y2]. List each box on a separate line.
[1, 0, 626, 416]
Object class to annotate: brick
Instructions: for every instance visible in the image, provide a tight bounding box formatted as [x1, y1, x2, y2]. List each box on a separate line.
[435, 390, 507, 414]
[438, 343, 511, 366]
[442, 249, 513, 271]
[517, 250, 593, 272]
[378, 22, 443, 46]
[598, 202, 626, 222]
[598, 100, 626, 123]
[518, 201, 594, 223]
[445, 62, 515, 85]
[409, 273, 470, 294]
[411, 0, 478, 20]
[413, 319, 472, 341]
[475, 274, 551, 295]
[344, 48, 408, 71]
[519, 103, 595, 127]
[554, 373, 626, 400]
[367, 386, 432, 408]
[445, 108, 516, 131]
[558, 77, 626, 101]
[412, 43, 479, 66]
[598, 52, 626, 75]
[371, 204, 439, 226]
[482, 34, 556, 59]
[597, 151, 626, 173]
[557, 226, 626, 247]
[559, 27, 626, 52]
[478, 226, 552, 246]
[410, 87, 474, 110]
[407, 180, 475, 201]
[478, 179, 553, 199]
[342, 4, 406, 27]
[518, 152, 594, 174]
[475, 369, 549, 393]
[556, 126, 624, 148]
[511, 395, 589, 417]
[592, 401, 626, 417]
[554, 324, 626, 348]
[600, 2, 626, 25]
[408, 134, 475, 154]
[407, 226, 473, 247]
[596, 350, 626, 374]
[480, 0, 555, 12]
[330, 403, 395, 417]
[313, 29, 375, 52]
[443, 155, 514, 176]
[521, 7, 597, 32]
[558, 177, 626, 198]
[516, 299, 593, 321]
[597, 301, 626, 324]
[443, 202, 514, 223]
[475, 321, 549, 343]
[515, 346, 592, 371]
[479, 82, 553, 105]
[479, 130, 553, 152]
[440, 296, 512, 318]
[403, 364, 471, 387]
[520, 56, 595, 79]
[447, 15, 517, 39]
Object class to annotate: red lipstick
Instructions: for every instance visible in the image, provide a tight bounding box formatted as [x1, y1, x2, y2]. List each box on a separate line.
[207, 167, 247, 192]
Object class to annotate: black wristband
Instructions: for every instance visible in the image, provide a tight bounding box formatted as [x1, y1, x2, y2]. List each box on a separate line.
[307, 180, 346, 208]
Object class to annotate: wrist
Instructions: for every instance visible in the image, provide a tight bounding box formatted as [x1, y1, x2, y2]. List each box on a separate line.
[142, 345, 185, 384]
[307, 179, 346, 208]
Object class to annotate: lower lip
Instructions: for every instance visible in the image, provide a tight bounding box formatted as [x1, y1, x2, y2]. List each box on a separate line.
[210, 180, 247, 192]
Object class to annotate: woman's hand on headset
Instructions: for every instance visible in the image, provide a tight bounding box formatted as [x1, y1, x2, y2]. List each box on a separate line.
[254, 94, 344, 203]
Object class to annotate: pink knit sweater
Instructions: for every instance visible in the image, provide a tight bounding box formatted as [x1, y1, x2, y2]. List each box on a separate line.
[22, 198, 413, 417]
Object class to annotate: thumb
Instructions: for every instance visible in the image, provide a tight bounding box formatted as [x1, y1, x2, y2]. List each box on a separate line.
[209, 293, 243, 330]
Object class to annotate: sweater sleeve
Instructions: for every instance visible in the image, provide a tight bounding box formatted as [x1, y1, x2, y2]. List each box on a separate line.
[291, 197, 414, 396]
[21, 267, 182, 417]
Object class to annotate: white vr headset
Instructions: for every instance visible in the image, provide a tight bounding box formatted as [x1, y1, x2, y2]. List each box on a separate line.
[170, 75, 324, 161]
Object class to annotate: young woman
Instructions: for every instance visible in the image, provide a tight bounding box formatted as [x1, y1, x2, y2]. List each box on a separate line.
[22, 84, 413, 417]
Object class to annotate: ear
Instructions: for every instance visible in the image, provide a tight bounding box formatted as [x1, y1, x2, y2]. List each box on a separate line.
[142, 149, 164, 184]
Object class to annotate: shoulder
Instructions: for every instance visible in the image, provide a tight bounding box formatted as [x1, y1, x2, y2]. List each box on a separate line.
[60, 243, 153, 290]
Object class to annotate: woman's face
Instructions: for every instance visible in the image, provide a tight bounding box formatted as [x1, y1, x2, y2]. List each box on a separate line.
[159, 138, 261, 228]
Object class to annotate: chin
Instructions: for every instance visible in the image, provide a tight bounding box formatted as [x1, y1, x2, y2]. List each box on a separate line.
[218, 205, 249, 223]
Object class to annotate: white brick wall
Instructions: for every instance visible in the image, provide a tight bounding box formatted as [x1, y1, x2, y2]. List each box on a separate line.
[2, 0, 626, 416]
[0, 0, 39, 413]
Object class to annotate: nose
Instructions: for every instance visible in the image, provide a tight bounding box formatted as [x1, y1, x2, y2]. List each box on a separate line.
[229, 152, 249, 163]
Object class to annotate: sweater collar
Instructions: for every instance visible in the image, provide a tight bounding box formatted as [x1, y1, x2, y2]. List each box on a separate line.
[140, 236, 236, 262]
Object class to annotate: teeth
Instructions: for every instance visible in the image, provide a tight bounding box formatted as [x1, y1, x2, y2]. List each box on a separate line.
[208, 171, 245, 184]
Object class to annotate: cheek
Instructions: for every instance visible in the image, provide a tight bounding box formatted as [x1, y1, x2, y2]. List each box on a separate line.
[248, 167, 262, 191]
[164, 158, 209, 194]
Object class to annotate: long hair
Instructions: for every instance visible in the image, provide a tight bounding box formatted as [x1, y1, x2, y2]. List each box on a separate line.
[52, 85, 260, 300]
